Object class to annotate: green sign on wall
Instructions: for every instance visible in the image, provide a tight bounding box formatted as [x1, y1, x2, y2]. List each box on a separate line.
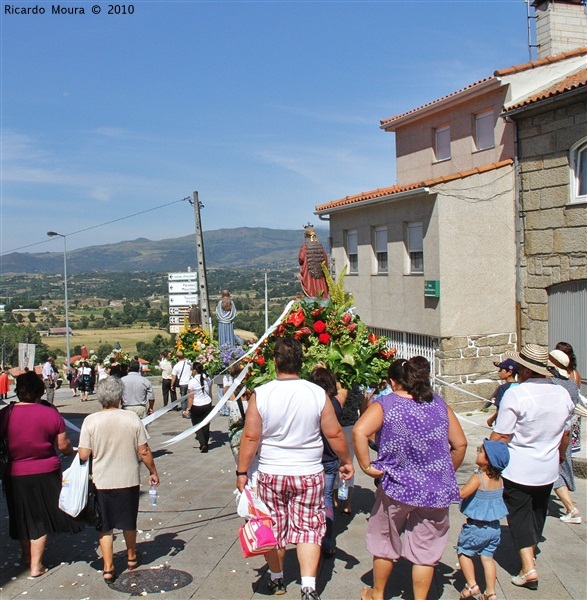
[424, 280, 440, 298]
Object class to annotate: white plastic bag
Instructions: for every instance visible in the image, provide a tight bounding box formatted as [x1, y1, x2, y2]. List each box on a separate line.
[59, 454, 89, 517]
[236, 486, 271, 519]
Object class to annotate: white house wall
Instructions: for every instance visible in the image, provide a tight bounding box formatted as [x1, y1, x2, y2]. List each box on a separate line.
[327, 165, 516, 340]
[436, 165, 517, 337]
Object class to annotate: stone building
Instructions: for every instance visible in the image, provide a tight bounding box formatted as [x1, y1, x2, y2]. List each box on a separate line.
[504, 67, 587, 392]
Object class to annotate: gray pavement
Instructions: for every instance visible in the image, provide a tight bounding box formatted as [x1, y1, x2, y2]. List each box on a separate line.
[1, 385, 585, 600]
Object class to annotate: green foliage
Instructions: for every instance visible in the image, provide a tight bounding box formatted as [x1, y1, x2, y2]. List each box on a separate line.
[245, 297, 396, 390]
[0, 324, 49, 366]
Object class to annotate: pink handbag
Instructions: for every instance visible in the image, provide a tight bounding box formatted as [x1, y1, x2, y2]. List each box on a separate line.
[237, 488, 277, 557]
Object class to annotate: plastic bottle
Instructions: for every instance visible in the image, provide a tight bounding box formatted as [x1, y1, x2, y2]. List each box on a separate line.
[338, 478, 348, 501]
[149, 483, 158, 507]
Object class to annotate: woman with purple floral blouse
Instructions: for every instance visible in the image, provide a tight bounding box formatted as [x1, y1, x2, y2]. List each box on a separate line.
[354, 357, 467, 600]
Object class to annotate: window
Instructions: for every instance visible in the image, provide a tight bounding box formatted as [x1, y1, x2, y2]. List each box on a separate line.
[435, 125, 451, 161]
[407, 222, 423, 274]
[570, 139, 587, 204]
[373, 226, 388, 274]
[475, 109, 494, 151]
[345, 229, 358, 274]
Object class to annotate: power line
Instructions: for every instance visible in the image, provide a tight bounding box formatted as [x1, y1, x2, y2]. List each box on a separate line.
[0, 196, 191, 256]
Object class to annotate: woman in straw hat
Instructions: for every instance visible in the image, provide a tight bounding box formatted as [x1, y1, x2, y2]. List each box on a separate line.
[548, 349, 581, 524]
[489, 344, 574, 591]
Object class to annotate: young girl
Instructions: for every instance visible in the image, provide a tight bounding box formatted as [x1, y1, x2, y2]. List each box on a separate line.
[456, 440, 510, 600]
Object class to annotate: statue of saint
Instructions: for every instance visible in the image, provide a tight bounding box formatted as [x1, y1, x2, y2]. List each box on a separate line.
[298, 225, 329, 299]
[189, 304, 201, 327]
[216, 290, 237, 346]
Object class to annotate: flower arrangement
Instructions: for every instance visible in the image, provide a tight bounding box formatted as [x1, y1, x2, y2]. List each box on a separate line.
[103, 349, 132, 366]
[173, 325, 245, 377]
[245, 268, 396, 390]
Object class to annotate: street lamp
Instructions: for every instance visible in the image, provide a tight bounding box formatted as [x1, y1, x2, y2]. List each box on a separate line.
[47, 231, 70, 371]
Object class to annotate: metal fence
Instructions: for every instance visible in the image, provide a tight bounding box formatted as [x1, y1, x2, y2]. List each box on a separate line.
[369, 327, 439, 376]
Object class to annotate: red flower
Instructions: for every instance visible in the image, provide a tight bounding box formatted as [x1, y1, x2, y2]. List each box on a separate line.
[294, 327, 312, 339]
[312, 307, 325, 317]
[313, 320, 327, 334]
[276, 325, 286, 336]
[342, 313, 352, 324]
[368, 332, 379, 344]
[318, 333, 331, 344]
[255, 355, 266, 365]
[287, 309, 305, 327]
[381, 348, 396, 359]
[347, 323, 357, 333]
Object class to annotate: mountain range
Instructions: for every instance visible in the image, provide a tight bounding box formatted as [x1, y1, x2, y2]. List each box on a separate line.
[1, 227, 330, 273]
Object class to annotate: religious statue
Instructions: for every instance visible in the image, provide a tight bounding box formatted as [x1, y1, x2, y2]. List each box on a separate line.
[298, 225, 329, 299]
[216, 290, 237, 346]
[189, 304, 201, 327]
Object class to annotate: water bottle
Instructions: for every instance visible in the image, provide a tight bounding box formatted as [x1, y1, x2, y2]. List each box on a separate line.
[149, 483, 158, 507]
[338, 478, 348, 501]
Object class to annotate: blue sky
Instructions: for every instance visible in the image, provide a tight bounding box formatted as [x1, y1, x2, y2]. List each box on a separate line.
[1, 0, 530, 253]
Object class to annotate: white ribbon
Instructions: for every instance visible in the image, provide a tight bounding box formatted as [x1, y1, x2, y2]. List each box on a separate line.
[434, 375, 494, 404]
[154, 299, 296, 447]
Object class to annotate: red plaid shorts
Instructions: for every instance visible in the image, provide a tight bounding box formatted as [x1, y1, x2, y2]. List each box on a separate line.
[257, 471, 326, 547]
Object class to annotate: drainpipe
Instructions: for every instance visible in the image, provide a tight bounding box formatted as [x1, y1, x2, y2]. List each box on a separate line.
[512, 121, 523, 349]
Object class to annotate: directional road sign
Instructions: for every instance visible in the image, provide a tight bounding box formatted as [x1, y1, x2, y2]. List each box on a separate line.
[168, 281, 198, 294]
[168, 272, 198, 282]
[169, 294, 199, 306]
[169, 306, 191, 316]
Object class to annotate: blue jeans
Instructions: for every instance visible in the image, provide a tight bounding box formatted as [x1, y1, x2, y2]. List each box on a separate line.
[322, 459, 340, 553]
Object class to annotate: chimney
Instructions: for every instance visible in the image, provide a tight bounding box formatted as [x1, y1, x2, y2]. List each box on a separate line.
[532, 0, 587, 59]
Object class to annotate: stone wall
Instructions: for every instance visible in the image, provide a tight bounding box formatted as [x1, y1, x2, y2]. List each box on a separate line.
[516, 92, 587, 345]
[434, 332, 517, 410]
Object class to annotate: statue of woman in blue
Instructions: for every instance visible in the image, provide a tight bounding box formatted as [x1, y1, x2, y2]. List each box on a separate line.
[216, 289, 237, 347]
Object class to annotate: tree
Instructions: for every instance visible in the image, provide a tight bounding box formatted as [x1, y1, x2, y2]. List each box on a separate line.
[28, 313, 36, 323]
[103, 308, 112, 320]
[0, 324, 49, 367]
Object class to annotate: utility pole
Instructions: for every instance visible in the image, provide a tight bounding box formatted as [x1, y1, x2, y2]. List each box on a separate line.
[190, 191, 211, 334]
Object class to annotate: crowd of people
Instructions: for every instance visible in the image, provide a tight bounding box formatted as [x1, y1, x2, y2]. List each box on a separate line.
[0, 337, 583, 600]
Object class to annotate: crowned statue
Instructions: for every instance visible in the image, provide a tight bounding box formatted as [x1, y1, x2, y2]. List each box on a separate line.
[298, 224, 329, 299]
[216, 289, 237, 346]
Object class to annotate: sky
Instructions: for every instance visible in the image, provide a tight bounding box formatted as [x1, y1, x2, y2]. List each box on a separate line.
[1, 0, 532, 254]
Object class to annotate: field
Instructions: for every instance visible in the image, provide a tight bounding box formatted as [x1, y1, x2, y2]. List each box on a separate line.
[53, 327, 166, 356]
[48, 326, 256, 359]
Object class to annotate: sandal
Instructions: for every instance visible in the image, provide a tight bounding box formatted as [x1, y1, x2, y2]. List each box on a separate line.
[459, 583, 480, 599]
[127, 551, 142, 571]
[103, 570, 117, 585]
[511, 569, 538, 590]
[480, 594, 497, 600]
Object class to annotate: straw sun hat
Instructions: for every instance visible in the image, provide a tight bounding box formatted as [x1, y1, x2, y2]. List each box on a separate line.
[548, 349, 570, 379]
[504, 344, 551, 377]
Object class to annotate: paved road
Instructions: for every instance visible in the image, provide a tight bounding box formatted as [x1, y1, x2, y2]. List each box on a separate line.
[1, 386, 585, 600]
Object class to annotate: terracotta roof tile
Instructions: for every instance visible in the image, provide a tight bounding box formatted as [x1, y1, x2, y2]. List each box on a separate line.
[380, 47, 587, 127]
[315, 159, 514, 212]
[504, 68, 587, 112]
[495, 47, 587, 77]
[380, 77, 494, 126]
